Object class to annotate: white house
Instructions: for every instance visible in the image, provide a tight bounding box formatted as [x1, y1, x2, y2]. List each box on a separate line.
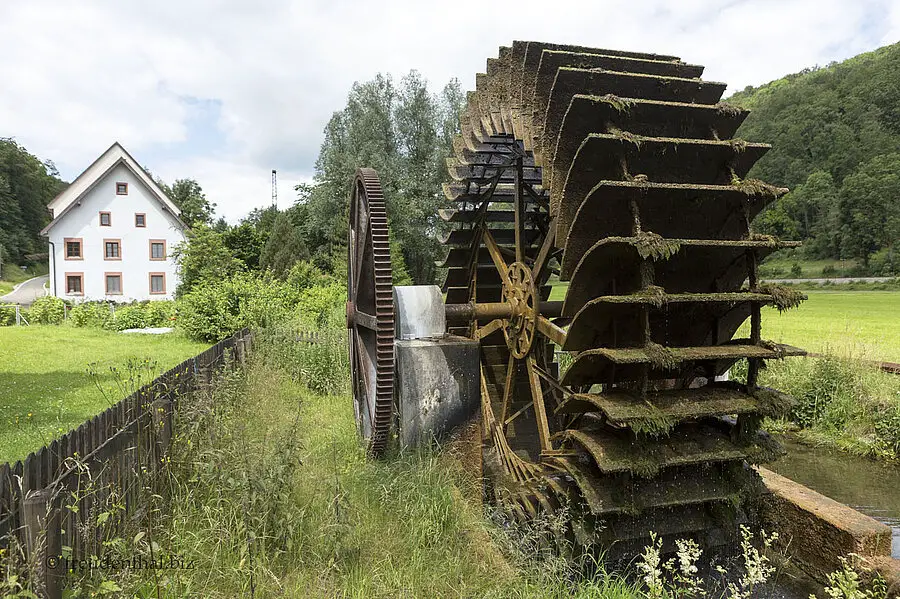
[41, 142, 188, 302]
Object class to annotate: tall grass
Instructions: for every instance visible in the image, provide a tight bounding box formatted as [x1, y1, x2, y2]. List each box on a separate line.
[106, 330, 642, 598]
[8, 326, 885, 597]
[732, 340, 900, 460]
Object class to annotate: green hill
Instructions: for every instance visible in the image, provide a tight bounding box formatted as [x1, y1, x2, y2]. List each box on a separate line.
[729, 43, 900, 274]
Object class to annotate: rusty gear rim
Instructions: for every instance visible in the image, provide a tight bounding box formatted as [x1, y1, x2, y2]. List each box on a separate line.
[347, 168, 394, 457]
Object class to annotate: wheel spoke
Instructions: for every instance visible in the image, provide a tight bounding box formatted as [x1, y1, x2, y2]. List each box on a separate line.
[499, 354, 516, 427]
[526, 356, 553, 454]
[482, 227, 511, 286]
[536, 315, 567, 347]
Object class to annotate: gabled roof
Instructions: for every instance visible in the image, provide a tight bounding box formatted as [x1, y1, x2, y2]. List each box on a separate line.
[41, 142, 185, 235]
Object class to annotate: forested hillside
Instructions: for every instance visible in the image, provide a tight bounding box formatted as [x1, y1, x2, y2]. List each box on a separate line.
[0, 139, 67, 265]
[730, 42, 900, 273]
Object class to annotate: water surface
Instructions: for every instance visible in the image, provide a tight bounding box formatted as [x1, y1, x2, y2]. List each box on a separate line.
[768, 436, 900, 558]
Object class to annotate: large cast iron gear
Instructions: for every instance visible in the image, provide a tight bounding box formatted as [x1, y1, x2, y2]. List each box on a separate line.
[440, 41, 805, 555]
[347, 168, 394, 457]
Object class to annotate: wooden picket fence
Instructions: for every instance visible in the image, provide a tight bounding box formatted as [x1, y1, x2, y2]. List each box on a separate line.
[0, 328, 253, 597]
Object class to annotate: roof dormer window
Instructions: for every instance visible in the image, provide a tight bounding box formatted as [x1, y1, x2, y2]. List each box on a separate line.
[116, 182, 128, 195]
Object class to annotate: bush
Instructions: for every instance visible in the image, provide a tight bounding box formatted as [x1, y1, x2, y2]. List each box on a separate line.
[69, 302, 113, 328]
[822, 265, 837, 277]
[145, 300, 176, 326]
[847, 263, 871, 277]
[286, 260, 335, 291]
[28, 296, 66, 324]
[869, 247, 899, 277]
[0, 305, 17, 326]
[790, 262, 803, 277]
[176, 272, 302, 342]
[297, 283, 346, 329]
[106, 304, 149, 331]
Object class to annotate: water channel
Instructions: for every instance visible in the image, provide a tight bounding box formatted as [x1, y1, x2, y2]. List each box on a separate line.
[768, 436, 900, 559]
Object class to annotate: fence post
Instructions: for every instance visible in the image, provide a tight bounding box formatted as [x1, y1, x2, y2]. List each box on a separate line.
[22, 488, 63, 599]
[16, 305, 21, 326]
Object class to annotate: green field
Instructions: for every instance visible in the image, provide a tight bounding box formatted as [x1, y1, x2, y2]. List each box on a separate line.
[759, 291, 900, 361]
[550, 284, 899, 361]
[0, 326, 206, 463]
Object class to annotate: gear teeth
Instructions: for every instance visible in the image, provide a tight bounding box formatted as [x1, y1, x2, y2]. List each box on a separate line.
[349, 168, 395, 457]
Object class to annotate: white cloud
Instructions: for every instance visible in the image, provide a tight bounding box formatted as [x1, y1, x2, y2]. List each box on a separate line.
[1, 0, 897, 222]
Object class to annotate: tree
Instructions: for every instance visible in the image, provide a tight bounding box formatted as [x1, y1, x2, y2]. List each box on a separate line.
[259, 213, 309, 278]
[159, 178, 216, 227]
[223, 222, 265, 270]
[301, 71, 465, 284]
[172, 224, 244, 296]
[0, 139, 67, 263]
[836, 153, 900, 264]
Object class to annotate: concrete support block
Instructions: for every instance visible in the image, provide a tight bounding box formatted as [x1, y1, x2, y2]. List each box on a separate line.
[395, 335, 480, 448]
[393, 285, 445, 340]
[757, 467, 894, 583]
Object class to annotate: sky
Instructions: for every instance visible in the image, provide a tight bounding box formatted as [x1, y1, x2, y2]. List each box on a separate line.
[1, 1, 898, 223]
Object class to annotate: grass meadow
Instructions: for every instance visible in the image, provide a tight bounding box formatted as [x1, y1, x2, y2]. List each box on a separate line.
[756, 291, 900, 361]
[551, 283, 900, 361]
[0, 326, 205, 463]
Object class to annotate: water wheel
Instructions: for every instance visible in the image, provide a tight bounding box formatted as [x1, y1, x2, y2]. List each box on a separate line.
[439, 41, 805, 554]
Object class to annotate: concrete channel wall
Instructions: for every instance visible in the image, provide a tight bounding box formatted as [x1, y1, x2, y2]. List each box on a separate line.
[757, 467, 900, 596]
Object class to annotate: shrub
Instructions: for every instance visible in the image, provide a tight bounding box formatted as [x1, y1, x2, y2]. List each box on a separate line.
[145, 300, 176, 327]
[286, 260, 335, 290]
[0, 305, 17, 326]
[297, 283, 346, 329]
[176, 272, 301, 342]
[106, 304, 149, 331]
[69, 302, 113, 328]
[28, 296, 66, 324]
[822, 265, 837, 277]
[848, 263, 871, 277]
[790, 262, 803, 277]
[869, 247, 899, 277]
[176, 281, 241, 342]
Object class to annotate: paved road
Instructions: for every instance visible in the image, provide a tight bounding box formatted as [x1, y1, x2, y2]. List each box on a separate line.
[0, 275, 49, 305]
[763, 277, 895, 285]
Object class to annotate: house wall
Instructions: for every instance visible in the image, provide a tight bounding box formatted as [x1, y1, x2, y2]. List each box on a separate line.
[48, 164, 186, 302]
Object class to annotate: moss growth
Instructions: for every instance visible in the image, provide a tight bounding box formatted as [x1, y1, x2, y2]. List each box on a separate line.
[749, 232, 781, 246]
[734, 176, 783, 198]
[634, 231, 681, 262]
[599, 94, 635, 113]
[715, 102, 743, 117]
[760, 341, 786, 359]
[645, 342, 680, 370]
[729, 138, 749, 153]
[758, 283, 807, 312]
[630, 408, 676, 438]
[635, 285, 667, 308]
[609, 126, 643, 149]
[749, 432, 785, 464]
